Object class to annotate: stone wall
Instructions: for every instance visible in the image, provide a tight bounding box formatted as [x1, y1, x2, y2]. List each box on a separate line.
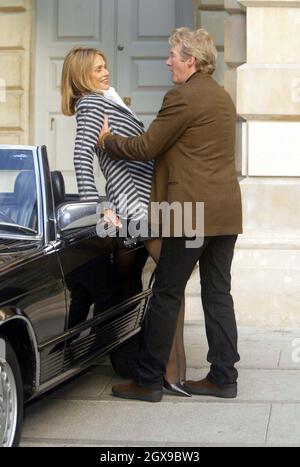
[0, 0, 33, 145]
[193, 0, 228, 85]
[189, 0, 300, 329]
[234, 0, 300, 329]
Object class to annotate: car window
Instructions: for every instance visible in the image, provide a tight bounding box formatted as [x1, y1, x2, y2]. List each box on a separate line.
[0, 149, 38, 235]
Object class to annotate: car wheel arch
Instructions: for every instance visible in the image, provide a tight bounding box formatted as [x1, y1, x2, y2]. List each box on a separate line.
[0, 316, 39, 400]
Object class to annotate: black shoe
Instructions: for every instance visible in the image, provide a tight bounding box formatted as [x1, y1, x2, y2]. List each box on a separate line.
[163, 379, 192, 397]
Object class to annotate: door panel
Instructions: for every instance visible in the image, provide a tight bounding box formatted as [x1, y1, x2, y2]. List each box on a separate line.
[55, 230, 148, 368]
[138, 0, 176, 36]
[116, 0, 174, 127]
[57, 0, 101, 39]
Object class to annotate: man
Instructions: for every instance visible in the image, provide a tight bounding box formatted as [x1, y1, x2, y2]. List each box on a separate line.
[100, 28, 242, 402]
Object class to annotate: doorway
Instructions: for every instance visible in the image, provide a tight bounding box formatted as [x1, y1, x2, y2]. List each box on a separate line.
[34, 0, 193, 193]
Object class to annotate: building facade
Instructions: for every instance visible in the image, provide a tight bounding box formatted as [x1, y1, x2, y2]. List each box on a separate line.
[0, 0, 300, 328]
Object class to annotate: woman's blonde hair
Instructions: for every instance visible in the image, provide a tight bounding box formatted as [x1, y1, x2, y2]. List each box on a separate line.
[169, 28, 217, 75]
[61, 47, 107, 116]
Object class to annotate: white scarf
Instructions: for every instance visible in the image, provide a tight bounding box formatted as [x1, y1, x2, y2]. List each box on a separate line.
[103, 87, 133, 114]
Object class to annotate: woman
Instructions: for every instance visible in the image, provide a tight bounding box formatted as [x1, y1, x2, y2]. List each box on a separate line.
[61, 47, 190, 396]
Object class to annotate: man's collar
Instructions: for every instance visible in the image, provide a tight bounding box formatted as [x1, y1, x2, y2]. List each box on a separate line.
[186, 71, 211, 83]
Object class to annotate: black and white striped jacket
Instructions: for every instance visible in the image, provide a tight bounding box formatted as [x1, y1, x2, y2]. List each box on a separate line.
[74, 93, 154, 220]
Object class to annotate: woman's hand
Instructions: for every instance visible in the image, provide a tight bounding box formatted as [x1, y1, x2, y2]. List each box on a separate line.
[103, 209, 123, 228]
[99, 115, 110, 149]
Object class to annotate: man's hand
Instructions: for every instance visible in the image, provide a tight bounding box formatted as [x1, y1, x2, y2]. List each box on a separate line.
[98, 114, 110, 149]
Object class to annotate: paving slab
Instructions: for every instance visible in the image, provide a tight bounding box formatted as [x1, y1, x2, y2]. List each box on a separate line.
[186, 368, 300, 403]
[30, 365, 300, 406]
[267, 404, 300, 445]
[184, 324, 300, 345]
[47, 366, 114, 400]
[183, 324, 206, 346]
[38, 356, 300, 406]
[279, 340, 300, 369]
[236, 328, 300, 344]
[19, 324, 300, 447]
[185, 342, 281, 369]
[22, 399, 270, 446]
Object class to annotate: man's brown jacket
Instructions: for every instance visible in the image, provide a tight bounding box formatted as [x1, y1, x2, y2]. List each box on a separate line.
[104, 71, 243, 237]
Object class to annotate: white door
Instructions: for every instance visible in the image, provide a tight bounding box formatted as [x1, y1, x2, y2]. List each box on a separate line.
[116, 0, 190, 128]
[34, 0, 193, 193]
[35, 0, 116, 193]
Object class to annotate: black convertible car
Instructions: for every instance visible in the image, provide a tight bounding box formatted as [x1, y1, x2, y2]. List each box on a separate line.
[0, 145, 153, 447]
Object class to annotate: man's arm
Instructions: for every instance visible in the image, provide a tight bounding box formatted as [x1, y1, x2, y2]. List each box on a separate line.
[104, 87, 190, 161]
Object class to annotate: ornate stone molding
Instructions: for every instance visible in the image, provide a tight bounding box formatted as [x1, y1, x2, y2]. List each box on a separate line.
[0, 0, 29, 12]
[239, 0, 300, 7]
[225, 0, 246, 13]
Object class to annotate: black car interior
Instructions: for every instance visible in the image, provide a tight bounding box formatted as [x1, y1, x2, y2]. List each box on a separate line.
[0, 172, 38, 232]
[0, 149, 38, 232]
[12, 171, 37, 229]
[0, 149, 104, 233]
[51, 170, 86, 208]
[51, 171, 66, 208]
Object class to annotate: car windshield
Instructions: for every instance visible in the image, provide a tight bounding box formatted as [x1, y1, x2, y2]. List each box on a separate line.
[0, 148, 38, 236]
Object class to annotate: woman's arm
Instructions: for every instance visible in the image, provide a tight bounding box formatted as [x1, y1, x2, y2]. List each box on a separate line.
[74, 98, 104, 201]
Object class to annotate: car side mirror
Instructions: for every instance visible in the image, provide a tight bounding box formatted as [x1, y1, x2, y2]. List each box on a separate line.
[56, 202, 99, 232]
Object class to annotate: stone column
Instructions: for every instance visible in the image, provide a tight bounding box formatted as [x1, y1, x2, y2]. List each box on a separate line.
[224, 0, 246, 103]
[0, 0, 33, 145]
[234, 0, 300, 327]
[224, 0, 246, 173]
[193, 0, 228, 85]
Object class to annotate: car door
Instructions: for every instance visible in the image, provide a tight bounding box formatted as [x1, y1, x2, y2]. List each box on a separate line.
[56, 221, 148, 369]
[0, 146, 68, 386]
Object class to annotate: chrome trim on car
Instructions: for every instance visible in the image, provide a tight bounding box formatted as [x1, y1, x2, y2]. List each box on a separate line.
[0, 316, 41, 389]
[34, 364, 99, 400]
[36, 330, 141, 398]
[0, 337, 5, 361]
[33, 147, 44, 238]
[0, 145, 38, 151]
[57, 202, 98, 232]
[0, 233, 42, 242]
[36, 146, 54, 245]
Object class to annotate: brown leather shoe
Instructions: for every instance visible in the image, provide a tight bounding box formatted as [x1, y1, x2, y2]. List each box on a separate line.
[112, 382, 163, 402]
[184, 378, 237, 399]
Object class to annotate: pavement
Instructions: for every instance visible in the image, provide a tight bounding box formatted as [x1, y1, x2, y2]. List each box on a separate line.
[20, 323, 300, 447]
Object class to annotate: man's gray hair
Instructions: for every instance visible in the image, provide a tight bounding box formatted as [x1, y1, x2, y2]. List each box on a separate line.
[169, 27, 217, 75]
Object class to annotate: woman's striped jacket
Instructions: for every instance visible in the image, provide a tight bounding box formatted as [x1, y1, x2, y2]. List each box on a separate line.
[74, 93, 154, 221]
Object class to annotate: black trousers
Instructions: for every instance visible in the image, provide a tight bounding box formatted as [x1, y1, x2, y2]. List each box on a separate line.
[136, 235, 240, 390]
